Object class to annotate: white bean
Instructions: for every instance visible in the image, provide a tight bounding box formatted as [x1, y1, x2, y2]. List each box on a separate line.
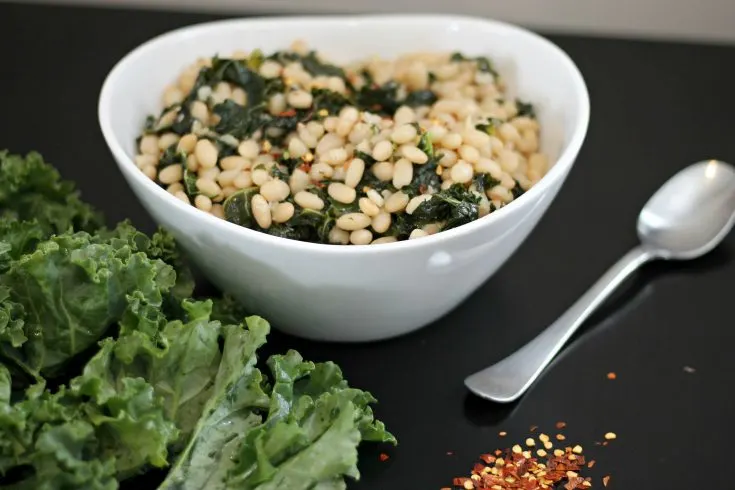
[167, 183, 184, 195]
[371, 212, 392, 234]
[458, 145, 480, 164]
[358, 197, 380, 217]
[289, 169, 311, 194]
[392, 158, 414, 189]
[294, 191, 325, 210]
[195, 139, 218, 169]
[259, 179, 290, 202]
[350, 229, 373, 245]
[328, 182, 357, 204]
[217, 169, 241, 187]
[329, 226, 350, 244]
[141, 164, 156, 180]
[450, 161, 475, 184]
[391, 124, 418, 144]
[272, 202, 295, 223]
[288, 137, 308, 158]
[199, 166, 220, 181]
[372, 236, 398, 245]
[384, 191, 409, 213]
[322, 148, 348, 166]
[259, 60, 282, 78]
[139, 135, 159, 156]
[287, 90, 313, 109]
[135, 154, 157, 169]
[372, 140, 393, 162]
[158, 132, 180, 151]
[173, 191, 190, 204]
[367, 189, 385, 207]
[344, 158, 365, 188]
[409, 229, 429, 240]
[196, 178, 222, 198]
[194, 194, 213, 212]
[158, 164, 182, 184]
[238, 139, 260, 159]
[211, 204, 225, 219]
[251, 168, 271, 187]
[475, 158, 503, 179]
[316, 133, 344, 156]
[499, 123, 522, 144]
[233, 171, 253, 189]
[336, 213, 371, 231]
[177, 133, 198, 153]
[400, 145, 428, 164]
[190, 101, 209, 122]
[251, 194, 272, 228]
[499, 149, 520, 172]
[394, 106, 416, 126]
[371, 161, 394, 181]
[310, 162, 333, 180]
[220, 156, 248, 171]
[406, 194, 433, 215]
[439, 150, 458, 168]
[441, 132, 463, 150]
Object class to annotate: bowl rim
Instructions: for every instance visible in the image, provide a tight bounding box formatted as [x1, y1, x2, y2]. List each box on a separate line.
[98, 13, 590, 256]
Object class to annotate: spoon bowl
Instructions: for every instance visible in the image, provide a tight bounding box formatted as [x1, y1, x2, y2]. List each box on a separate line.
[638, 160, 735, 259]
[466, 159, 735, 403]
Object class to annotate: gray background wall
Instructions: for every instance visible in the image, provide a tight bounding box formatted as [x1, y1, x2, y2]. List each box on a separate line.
[22, 0, 735, 44]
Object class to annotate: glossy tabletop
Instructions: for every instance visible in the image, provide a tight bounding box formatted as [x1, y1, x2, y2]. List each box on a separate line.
[2, 3, 735, 488]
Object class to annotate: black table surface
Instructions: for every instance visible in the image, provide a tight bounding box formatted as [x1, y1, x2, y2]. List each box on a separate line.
[3, 2, 735, 488]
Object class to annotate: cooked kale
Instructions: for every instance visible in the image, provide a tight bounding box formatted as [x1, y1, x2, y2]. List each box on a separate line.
[213, 100, 268, 139]
[516, 98, 536, 118]
[404, 90, 438, 107]
[449, 52, 499, 78]
[411, 184, 481, 230]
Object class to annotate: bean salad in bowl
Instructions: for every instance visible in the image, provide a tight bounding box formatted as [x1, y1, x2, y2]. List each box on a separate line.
[135, 41, 549, 245]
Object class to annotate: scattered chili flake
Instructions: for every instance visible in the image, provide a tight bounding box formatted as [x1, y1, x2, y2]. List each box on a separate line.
[683, 365, 696, 373]
[449, 426, 598, 490]
[556, 421, 567, 429]
[556, 433, 567, 441]
[278, 109, 297, 117]
[498, 431, 507, 437]
[588, 460, 596, 468]
[603, 475, 611, 487]
[447, 451, 455, 456]
[530, 425, 538, 432]
[379, 453, 389, 462]
[606, 372, 617, 380]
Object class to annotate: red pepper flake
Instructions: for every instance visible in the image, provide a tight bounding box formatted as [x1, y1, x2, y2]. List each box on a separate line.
[588, 460, 596, 468]
[498, 431, 507, 437]
[447, 451, 455, 456]
[606, 372, 617, 380]
[448, 426, 600, 489]
[278, 109, 297, 117]
[530, 425, 538, 432]
[378, 453, 389, 462]
[683, 365, 696, 374]
[556, 421, 567, 429]
[603, 475, 611, 487]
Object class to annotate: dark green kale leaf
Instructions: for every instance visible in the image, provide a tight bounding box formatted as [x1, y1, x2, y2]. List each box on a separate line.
[213, 100, 269, 140]
[511, 179, 527, 199]
[299, 52, 346, 79]
[0, 151, 103, 237]
[411, 183, 481, 231]
[515, 99, 536, 118]
[223, 187, 260, 228]
[311, 88, 353, 117]
[209, 57, 266, 107]
[355, 80, 402, 115]
[403, 90, 438, 107]
[472, 173, 501, 194]
[449, 52, 499, 78]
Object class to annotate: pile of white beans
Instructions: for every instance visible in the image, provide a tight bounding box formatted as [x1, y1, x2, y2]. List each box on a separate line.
[135, 41, 549, 245]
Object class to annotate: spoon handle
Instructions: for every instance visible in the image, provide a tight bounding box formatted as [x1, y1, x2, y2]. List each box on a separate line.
[465, 245, 656, 403]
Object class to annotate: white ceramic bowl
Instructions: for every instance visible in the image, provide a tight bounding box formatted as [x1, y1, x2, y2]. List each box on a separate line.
[99, 14, 589, 342]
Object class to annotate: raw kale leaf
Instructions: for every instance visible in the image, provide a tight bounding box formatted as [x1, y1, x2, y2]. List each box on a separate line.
[0, 151, 103, 237]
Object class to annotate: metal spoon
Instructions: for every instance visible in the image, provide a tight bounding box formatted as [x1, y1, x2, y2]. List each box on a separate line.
[465, 160, 735, 403]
